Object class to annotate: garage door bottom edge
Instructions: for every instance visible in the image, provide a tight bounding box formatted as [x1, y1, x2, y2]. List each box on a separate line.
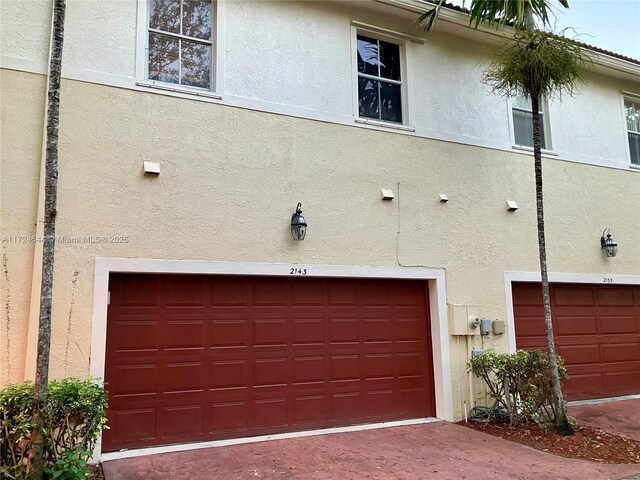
[99, 417, 442, 462]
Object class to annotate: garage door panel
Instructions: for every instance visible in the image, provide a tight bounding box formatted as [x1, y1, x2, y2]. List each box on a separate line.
[328, 317, 359, 344]
[109, 408, 157, 443]
[211, 318, 248, 348]
[253, 318, 287, 346]
[163, 362, 205, 394]
[330, 392, 362, 419]
[556, 344, 600, 365]
[602, 343, 640, 362]
[293, 355, 325, 384]
[209, 401, 247, 433]
[111, 364, 158, 397]
[327, 282, 358, 305]
[553, 287, 595, 306]
[291, 281, 325, 305]
[253, 358, 288, 387]
[597, 289, 635, 306]
[604, 371, 640, 395]
[111, 320, 159, 353]
[514, 283, 640, 401]
[293, 394, 327, 425]
[210, 359, 248, 390]
[211, 279, 247, 305]
[104, 275, 434, 451]
[363, 318, 393, 343]
[329, 354, 360, 381]
[162, 405, 204, 438]
[253, 280, 287, 305]
[253, 398, 288, 428]
[600, 316, 637, 334]
[163, 319, 206, 351]
[165, 277, 207, 307]
[555, 316, 598, 335]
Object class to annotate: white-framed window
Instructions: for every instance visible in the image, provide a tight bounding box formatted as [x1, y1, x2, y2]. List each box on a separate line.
[511, 94, 550, 149]
[624, 97, 640, 166]
[146, 0, 214, 90]
[356, 33, 405, 124]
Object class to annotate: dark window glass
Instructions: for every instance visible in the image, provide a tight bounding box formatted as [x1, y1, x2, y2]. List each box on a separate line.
[513, 109, 546, 149]
[379, 40, 401, 81]
[181, 40, 211, 89]
[629, 132, 640, 165]
[358, 77, 380, 120]
[182, 0, 212, 40]
[149, 0, 180, 34]
[357, 35, 380, 76]
[356, 34, 402, 123]
[148, 33, 179, 84]
[380, 82, 402, 123]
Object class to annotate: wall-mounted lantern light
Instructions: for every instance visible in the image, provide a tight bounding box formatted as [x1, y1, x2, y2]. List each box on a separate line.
[291, 203, 307, 241]
[600, 229, 618, 257]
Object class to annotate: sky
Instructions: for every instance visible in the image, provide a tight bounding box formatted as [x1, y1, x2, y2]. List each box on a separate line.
[551, 0, 640, 60]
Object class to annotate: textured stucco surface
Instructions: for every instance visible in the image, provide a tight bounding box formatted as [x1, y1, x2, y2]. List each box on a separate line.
[0, 70, 45, 384]
[1, 0, 637, 169]
[1, 70, 639, 418]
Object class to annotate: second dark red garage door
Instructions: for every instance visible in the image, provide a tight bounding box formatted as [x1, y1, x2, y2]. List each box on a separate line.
[514, 283, 640, 401]
[103, 274, 435, 452]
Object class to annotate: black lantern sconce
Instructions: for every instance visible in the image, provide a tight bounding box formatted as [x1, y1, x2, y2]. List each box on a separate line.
[291, 203, 307, 241]
[600, 229, 618, 258]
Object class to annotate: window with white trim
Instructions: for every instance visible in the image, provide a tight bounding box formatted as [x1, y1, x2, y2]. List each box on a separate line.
[512, 94, 549, 149]
[356, 34, 404, 124]
[147, 0, 213, 90]
[624, 97, 640, 166]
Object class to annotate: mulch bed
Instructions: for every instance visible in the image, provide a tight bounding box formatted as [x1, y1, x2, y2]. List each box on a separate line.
[89, 463, 105, 480]
[459, 420, 640, 464]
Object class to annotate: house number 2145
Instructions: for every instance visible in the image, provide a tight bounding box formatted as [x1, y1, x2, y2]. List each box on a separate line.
[290, 268, 307, 276]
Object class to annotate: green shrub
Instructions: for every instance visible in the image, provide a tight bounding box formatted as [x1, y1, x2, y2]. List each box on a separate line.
[468, 349, 567, 428]
[0, 378, 107, 480]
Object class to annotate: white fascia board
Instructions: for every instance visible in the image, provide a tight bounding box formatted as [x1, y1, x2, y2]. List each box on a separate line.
[372, 0, 640, 78]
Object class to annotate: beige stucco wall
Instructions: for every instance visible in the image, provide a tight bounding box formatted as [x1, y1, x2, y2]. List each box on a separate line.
[1, 69, 639, 419]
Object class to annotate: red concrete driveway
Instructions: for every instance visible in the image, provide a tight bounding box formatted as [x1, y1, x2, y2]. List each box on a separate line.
[102, 421, 640, 480]
[570, 398, 640, 442]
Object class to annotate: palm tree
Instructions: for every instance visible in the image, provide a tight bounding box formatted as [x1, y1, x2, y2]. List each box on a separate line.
[420, 0, 589, 435]
[30, 0, 67, 476]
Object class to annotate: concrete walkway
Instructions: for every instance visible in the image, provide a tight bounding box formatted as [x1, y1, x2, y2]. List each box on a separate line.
[570, 398, 640, 442]
[103, 421, 640, 480]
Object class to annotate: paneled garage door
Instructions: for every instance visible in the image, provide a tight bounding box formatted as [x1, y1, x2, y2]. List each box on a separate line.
[102, 274, 435, 452]
[513, 283, 640, 401]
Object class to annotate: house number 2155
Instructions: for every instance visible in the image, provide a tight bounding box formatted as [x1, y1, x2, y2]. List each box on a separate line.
[290, 267, 307, 275]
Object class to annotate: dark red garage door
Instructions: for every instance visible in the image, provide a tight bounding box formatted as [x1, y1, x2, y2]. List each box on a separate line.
[102, 274, 435, 452]
[514, 283, 640, 401]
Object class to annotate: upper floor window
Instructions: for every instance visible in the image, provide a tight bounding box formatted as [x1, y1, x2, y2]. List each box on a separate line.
[148, 0, 213, 90]
[624, 97, 640, 166]
[512, 94, 548, 149]
[356, 34, 403, 124]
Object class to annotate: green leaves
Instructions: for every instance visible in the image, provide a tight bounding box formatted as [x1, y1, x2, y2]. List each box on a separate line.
[0, 379, 107, 480]
[418, 0, 569, 32]
[468, 349, 568, 428]
[482, 29, 590, 101]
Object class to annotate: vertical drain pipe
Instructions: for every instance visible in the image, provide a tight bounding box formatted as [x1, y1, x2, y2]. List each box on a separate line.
[23, 0, 56, 381]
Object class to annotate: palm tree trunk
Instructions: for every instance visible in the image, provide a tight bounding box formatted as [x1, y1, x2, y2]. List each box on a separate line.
[30, 0, 67, 477]
[531, 94, 574, 435]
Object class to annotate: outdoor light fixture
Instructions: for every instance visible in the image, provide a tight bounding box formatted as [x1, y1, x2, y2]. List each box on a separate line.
[290, 203, 307, 241]
[600, 229, 618, 257]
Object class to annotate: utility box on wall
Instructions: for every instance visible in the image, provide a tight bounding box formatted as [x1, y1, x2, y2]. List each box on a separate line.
[448, 305, 481, 335]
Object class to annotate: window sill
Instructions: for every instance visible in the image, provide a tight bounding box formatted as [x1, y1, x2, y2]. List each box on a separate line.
[630, 164, 640, 170]
[512, 145, 559, 156]
[135, 81, 222, 100]
[354, 118, 415, 132]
